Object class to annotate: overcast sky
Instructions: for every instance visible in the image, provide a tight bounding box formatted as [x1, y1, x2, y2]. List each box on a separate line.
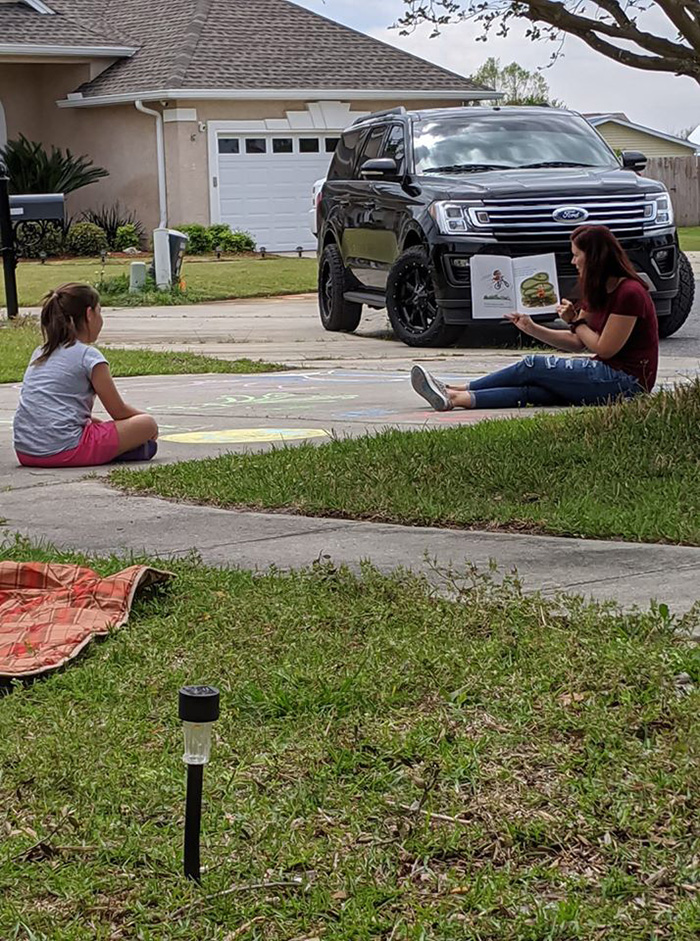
[296, 0, 699, 137]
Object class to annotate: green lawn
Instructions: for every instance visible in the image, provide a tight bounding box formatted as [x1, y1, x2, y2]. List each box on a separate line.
[1, 255, 318, 308]
[0, 318, 285, 383]
[1, 537, 698, 940]
[113, 383, 700, 546]
[678, 227, 700, 252]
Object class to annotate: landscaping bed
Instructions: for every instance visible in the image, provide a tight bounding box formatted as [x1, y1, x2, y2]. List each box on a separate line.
[0, 537, 698, 939]
[112, 383, 700, 546]
[1, 255, 318, 308]
[0, 318, 285, 383]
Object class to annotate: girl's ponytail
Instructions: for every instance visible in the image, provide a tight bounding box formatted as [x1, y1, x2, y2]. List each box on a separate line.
[34, 282, 100, 366]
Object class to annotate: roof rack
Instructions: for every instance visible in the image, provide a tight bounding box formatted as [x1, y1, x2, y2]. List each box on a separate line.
[352, 106, 407, 126]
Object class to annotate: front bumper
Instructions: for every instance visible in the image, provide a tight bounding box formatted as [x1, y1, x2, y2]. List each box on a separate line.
[429, 232, 679, 324]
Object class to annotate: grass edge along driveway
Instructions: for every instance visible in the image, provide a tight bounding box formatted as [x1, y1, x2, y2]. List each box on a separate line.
[0, 318, 286, 383]
[112, 382, 700, 546]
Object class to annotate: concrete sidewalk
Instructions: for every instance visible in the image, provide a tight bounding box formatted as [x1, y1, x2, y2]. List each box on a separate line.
[2, 479, 700, 624]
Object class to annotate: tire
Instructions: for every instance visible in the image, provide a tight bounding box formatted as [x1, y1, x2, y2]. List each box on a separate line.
[386, 246, 461, 347]
[318, 244, 362, 332]
[658, 251, 695, 339]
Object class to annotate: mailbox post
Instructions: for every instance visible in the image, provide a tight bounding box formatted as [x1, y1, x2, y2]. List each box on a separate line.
[0, 187, 65, 320]
[0, 177, 18, 320]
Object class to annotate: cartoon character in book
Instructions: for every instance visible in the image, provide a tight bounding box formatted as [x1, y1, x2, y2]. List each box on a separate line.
[492, 269, 510, 291]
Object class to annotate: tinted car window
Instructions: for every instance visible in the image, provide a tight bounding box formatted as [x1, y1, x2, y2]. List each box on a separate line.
[355, 125, 387, 176]
[413, 113, 618, 173]
[383, 124, 406, 172]
[327, 128, 363, 181]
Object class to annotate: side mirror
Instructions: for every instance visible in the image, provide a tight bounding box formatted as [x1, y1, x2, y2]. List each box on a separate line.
[621, 150, 647, 172]
[360, 157, 399, 178]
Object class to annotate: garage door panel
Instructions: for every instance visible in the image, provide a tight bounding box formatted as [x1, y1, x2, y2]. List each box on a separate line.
[216, 142, 332, 252]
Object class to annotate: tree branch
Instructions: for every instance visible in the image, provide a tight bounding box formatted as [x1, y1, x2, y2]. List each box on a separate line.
[398, 2, 700, 82]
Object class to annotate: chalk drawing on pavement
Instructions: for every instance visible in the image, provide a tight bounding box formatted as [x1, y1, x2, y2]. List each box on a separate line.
[160, 428, 330, 444]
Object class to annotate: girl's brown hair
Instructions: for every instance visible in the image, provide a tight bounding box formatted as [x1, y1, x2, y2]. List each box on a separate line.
[571, 224, 647, 311]
[33, 282, 100, 366]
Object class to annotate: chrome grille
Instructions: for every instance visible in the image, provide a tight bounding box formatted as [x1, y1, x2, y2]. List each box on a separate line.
[478, 193, 649, 243]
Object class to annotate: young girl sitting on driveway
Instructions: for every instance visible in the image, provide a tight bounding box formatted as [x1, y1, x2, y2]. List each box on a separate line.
[13, 283, 158, 467]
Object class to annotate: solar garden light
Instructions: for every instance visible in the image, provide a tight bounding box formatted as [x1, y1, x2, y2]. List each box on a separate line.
[296, 245, 304, 258]
[39, 251, 47, 265]
[260, 246, 267, 258]
[179, 685, 220, 883]
[215, 244, 222, 260]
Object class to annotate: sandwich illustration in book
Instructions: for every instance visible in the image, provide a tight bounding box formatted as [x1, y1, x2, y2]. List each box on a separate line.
[470, 253, 560, 319]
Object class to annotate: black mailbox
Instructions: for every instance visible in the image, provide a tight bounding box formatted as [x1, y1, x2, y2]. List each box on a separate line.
[9, 193, 65, 223]
[1, 181, 67, 319]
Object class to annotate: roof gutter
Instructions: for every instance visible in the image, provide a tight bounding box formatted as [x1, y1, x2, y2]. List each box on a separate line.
[135, 100, 167, 229]
[58, 87, 502, 108]
[1, 43, 137, 57]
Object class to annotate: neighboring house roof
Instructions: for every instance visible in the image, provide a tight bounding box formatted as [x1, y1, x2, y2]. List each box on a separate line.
[586, 114, 697, 152]
[3, 0, 494, 104]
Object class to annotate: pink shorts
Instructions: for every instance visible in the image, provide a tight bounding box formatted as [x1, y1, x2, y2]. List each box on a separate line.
[16, 420, 120, 468]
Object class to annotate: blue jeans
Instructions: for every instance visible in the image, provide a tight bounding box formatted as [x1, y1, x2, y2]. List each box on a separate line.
[469, 355, 643, 409]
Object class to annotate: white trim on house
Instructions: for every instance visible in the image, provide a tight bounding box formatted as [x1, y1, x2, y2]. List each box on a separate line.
[1, 0, 56, 12]
[0, 43, 138, 57]
[206, 103, 369, 224]
[588, 116, 697, 151]
[57, 87, 499, 108]
[163, 108, 198, 123]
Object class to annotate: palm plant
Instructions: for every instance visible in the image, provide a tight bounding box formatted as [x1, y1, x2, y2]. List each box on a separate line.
[0, 134, 108, 194]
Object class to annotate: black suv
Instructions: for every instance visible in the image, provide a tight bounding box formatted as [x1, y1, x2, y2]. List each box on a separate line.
[317, 106, 694, 346]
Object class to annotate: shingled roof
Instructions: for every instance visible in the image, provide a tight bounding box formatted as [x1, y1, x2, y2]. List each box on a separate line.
[3, 0, 491, 101]
[0, 2, 131, 50]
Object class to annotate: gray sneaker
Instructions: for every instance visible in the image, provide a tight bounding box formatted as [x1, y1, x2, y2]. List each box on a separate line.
[411, 364, 453, 411]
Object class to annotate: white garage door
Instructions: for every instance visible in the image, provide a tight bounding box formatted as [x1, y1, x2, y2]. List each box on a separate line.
[216, 134, 338, 252]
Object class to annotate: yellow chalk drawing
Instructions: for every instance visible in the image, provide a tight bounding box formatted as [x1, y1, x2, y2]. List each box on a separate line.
[160, 428, 330, 444]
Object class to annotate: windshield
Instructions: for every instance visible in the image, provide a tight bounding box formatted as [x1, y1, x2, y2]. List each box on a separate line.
[412, 112, 618, 174]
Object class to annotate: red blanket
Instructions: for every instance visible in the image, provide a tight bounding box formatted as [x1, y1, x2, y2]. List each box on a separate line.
[0, 562, 172, 677]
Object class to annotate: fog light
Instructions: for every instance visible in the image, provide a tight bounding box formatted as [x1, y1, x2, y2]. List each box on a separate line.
[453, 258, 470, 269]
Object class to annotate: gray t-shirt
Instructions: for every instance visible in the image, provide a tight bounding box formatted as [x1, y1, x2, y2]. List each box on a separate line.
[13, 342, 108, 456]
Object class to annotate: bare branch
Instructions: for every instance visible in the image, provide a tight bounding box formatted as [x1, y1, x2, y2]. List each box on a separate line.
[398, 1, 700, 83]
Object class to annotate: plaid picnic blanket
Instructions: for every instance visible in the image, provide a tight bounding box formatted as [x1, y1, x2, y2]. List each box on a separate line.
[0, 562, 172, 678]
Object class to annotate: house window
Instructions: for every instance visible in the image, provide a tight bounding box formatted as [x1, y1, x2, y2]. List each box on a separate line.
[325, 137, 340, 153]
[272, 138, 293, 154]
[300, 138, 320, 154]
[245, 138, 267, 154]
[218, 138, 240, 154]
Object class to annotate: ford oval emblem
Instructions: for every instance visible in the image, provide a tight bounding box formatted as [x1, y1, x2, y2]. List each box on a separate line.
[553, 206, 589, 223]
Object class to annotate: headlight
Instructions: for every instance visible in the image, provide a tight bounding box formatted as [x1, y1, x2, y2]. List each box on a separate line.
[429, 201, 489, 235]
[644, 192, 674, 228]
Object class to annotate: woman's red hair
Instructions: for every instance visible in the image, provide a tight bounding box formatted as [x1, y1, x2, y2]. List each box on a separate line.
[571, 224, 647, 311]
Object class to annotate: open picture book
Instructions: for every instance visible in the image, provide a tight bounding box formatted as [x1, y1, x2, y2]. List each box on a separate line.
[470, 253, 560, 319]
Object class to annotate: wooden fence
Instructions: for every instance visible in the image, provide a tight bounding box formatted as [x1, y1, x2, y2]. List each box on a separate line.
[645, 156, 700, 227]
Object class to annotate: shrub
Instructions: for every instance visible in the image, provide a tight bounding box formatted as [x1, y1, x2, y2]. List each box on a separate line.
[66, 221, 108, 256]
[178, 223, 257, 254]
[0, 134, 108, 195]
[178, 223, 210, 255]
[208, 224, 256, 253]
[14, 221, 64, 258]
[222, 229, 256, 253]
[81, 204, 145, 249]
[114, 224, 142, 251]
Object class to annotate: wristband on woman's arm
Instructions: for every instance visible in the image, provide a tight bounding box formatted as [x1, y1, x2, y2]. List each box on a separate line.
[570, 318, 589, 333]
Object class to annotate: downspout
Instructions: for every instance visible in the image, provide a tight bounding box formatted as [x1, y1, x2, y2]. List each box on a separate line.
[135, 99, 167, 228]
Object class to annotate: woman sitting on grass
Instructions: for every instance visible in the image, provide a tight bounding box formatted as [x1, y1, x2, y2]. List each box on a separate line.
[13, 283, 158, 467]
[411, 224, 659, 411]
